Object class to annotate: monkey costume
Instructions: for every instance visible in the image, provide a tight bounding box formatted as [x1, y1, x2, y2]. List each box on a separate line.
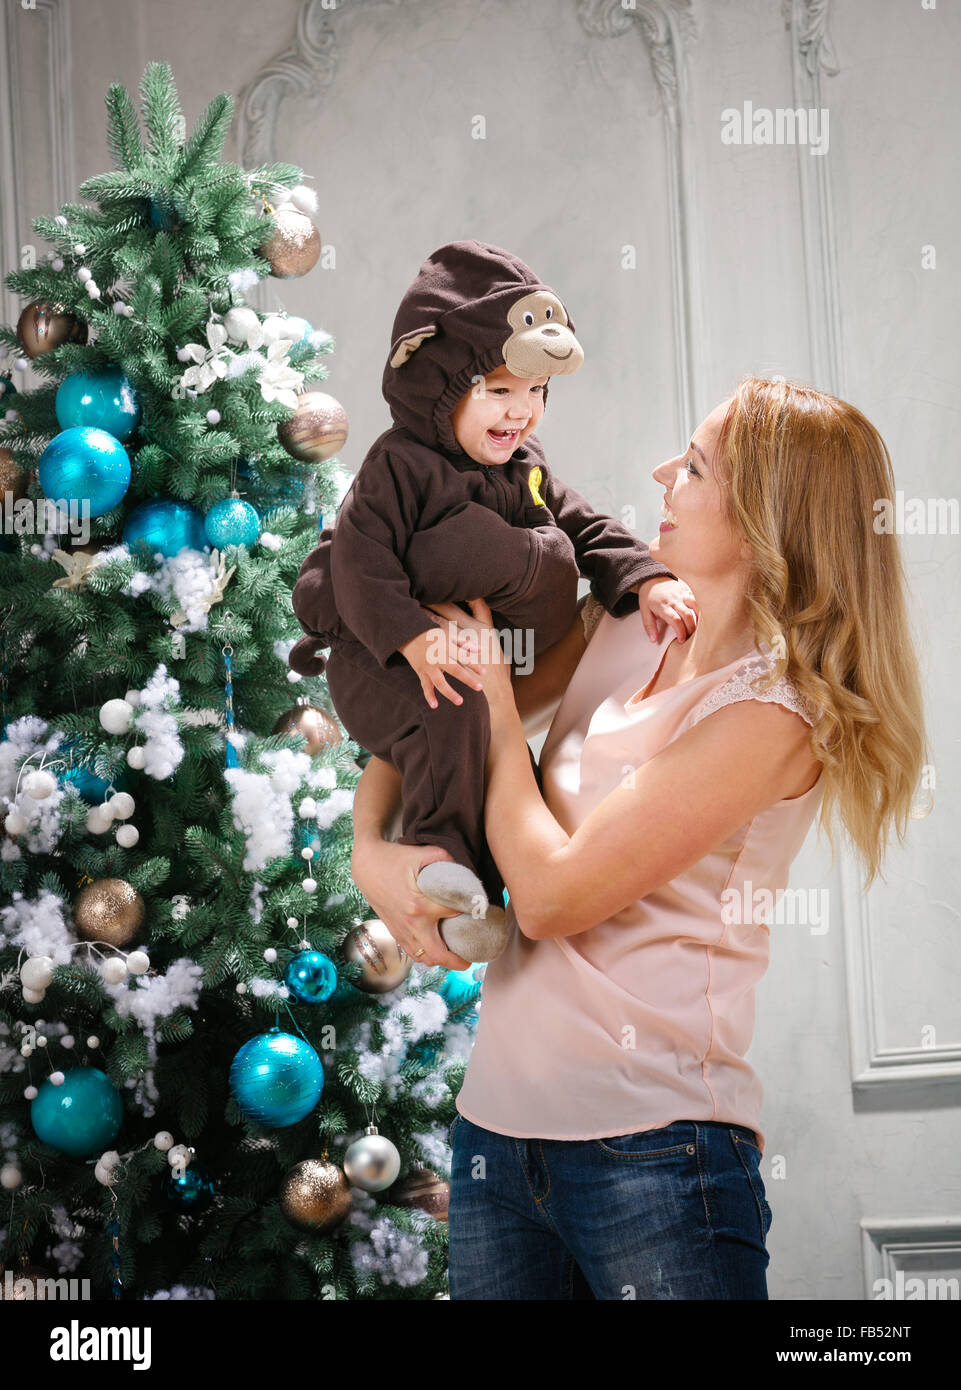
[288, 242, 675, 960]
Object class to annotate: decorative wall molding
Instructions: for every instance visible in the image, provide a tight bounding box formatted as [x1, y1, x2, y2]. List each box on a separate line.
[237, 0, 702, 438]
[784, 0, 843, 396]
[0, 0, 75, 329]
[861, 1217, 961, 1300]
[577, 0, 702, 439]
[841, 849, 961, 1088]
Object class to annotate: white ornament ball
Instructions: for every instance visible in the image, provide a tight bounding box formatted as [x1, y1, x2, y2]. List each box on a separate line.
[287, 669, 301, 683]
[4, 809, 27, 835]
[100, 1149, 121, 1171]
[20, 1044, 34, 1056]
[124, 689, 142, 707]
[289, 184, 319, 216]
[73, 242, 86, 254]
[167, 1144, 191, 1170]
[0, 1164, 22, 1190]
[86, 282, 101, 299]
[87, 1035, 100, 1048]
[20, 955, 54, 990]
[52, 257, 64, 271]
[263, 948, 277, 963]
[23, 1085, 38, 1100]
[21, 987, 45, 1005]
[302, 878, 317, 894]
[235, 982, 247, 994]
[154, 1131, 174, 1152]
[77, 267, 92, 283]
[94, 1163, 117, 1187]
[286, 916, 299, 929]
[206, 409, 221, 425]
[50, 1071, 65, 1086]
[99, 698, 134, 734]
[115, 824, 140, 848]
[112, 300, 127, 315]
[85, 806, 113, 834]
[108, 791, 135, 820]
[101, 957, 128, 984]
[126, 746, 146, 770]
[23, 769, 56, 800]
[35, 1034, 48, 1048]
[126, 950, 150, 975]
[223, 306, 260, 345]
[298, 798, 317, 818]
[301, 847, 314, 861]
[61, 1035, 75, 1048]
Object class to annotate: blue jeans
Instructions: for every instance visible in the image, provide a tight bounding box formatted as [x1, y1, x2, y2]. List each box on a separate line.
[447, 1114, 773, 1300]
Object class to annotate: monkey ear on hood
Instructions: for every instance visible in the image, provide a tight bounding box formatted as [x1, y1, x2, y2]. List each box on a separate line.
[389, 325, 439, 368]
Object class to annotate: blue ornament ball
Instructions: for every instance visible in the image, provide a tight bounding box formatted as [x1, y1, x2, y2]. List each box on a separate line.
[284, 951, 338, 1005]
[439, 962, 487, 1011]
[38, 427, 131, 518]
[30, 1067, 123, 1158]
[123, 499, 206, 558]
[229, 1028, 323, 1127]
[283, 316, 315, 363]
[204, 497, 260, 549]
[59, 740, 128, 804]
[162, 1161, 216, 1212]
[55, 367, 141, 442]
[0, 375, 17, 403]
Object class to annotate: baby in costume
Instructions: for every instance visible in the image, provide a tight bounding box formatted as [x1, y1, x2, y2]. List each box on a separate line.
[289, 241, 692, 961]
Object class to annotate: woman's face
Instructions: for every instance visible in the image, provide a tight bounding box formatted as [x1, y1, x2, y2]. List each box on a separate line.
[649, 398, 751, 582]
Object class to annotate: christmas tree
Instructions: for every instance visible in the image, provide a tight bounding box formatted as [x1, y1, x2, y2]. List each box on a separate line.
[0, 62, 476, 1301]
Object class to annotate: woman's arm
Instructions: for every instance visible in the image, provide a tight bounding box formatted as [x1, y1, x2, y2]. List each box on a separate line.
[479, 652, 821, 940]
[350, 757, 471, 970]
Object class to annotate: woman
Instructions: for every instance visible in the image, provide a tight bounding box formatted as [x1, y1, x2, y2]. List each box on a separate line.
[350, 377, 927, 1299]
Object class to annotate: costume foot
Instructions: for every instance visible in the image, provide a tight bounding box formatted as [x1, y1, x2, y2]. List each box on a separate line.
[439, 907, 510, 963]
[417, 861, 510, 962]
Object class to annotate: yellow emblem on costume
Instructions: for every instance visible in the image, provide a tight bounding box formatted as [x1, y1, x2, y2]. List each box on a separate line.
[528, 466, 546, 507]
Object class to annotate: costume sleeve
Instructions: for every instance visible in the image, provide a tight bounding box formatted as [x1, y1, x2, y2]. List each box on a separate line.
[329, 447, 437, 669]
[542, 469, 677, 616]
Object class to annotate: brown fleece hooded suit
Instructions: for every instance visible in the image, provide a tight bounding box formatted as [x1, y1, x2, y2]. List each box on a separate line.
[289, 241, 675, 908]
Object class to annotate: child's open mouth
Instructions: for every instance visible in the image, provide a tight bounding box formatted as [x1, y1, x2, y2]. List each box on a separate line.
[487, 428, 521, 446]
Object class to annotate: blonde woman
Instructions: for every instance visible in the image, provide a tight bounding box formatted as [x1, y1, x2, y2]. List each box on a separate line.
[350, 377, 927, 1300]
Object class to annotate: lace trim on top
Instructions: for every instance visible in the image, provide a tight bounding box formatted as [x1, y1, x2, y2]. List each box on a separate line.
[580, 593, 606, 643]
[692, 657, 820, 728]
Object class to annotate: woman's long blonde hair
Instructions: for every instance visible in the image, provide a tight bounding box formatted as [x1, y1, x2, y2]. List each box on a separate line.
[716, 375, 929, 888]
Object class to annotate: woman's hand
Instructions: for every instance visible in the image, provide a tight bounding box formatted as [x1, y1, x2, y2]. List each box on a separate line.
[421, 598, 516, 715]
[350, 836, 473, 971]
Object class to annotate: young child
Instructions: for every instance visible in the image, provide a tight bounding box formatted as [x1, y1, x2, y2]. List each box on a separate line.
[289, 241, 695, 962]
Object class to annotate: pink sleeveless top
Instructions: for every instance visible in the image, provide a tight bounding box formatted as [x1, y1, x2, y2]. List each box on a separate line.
[455, 600, 824, 1153]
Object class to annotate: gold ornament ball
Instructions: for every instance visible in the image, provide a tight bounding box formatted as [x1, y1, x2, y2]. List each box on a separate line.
[279, 1158, 352, 1233]
[271, 699, 341, 755]
[384, 1167, 450, 1222]
[277, 391, 349, 463]
[0, 1264, 53, 1299]
[73, 877, 145, 947]
[0, 448, 27, 503]
[16, 301, 88, 358]
[342, 920, 411, 994]
[259, 206, 322, 279]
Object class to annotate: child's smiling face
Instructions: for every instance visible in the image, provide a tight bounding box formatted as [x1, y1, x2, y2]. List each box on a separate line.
[449, 363, 548, 466]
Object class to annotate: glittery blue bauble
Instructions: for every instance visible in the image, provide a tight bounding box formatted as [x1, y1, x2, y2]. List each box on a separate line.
[31, 1067, 123, 1158]
[123, 499, 206, 558]
[162, 1160, 216, 1212]
[38, 427, 131, 518]
[55, 367, 141, 442]
[204, 497, 260, 549]
[284, 951, 338, 1005]
[229, 1029, 323, 1127]
[439, 962, 487, 1011]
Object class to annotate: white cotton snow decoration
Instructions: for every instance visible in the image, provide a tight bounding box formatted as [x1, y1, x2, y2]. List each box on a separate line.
[131, 666, 185, 780]
[0, 888, 76, 966]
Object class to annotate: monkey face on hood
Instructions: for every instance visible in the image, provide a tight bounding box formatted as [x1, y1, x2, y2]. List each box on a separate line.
[381, 240, 584, 454]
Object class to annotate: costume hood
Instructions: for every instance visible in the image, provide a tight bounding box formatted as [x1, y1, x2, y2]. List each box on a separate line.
[381, 240, 583, 452]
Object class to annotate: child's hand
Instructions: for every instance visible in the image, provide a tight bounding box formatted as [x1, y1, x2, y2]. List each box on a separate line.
[398, 623, 484, 710]
[633, 576, 699, 645]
